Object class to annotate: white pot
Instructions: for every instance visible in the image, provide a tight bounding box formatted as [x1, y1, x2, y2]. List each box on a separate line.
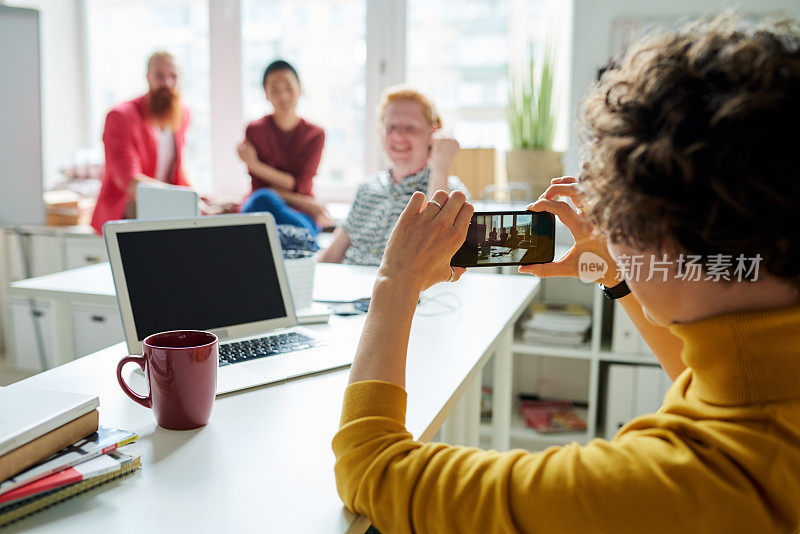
[284, 256, 316, 310]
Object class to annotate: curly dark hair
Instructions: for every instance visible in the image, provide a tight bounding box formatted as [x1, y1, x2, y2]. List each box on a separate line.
[579, 16, 800, 286]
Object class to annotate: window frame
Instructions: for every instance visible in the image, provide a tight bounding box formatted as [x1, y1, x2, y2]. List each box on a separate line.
[206, 0, 407, 202]
[81, 0, 567, 203]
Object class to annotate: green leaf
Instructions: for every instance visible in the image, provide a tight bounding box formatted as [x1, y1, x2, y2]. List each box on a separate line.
[506, 35, 558, 150]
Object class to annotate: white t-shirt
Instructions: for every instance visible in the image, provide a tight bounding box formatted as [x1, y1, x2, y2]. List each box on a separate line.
[154, 127, 176, 182]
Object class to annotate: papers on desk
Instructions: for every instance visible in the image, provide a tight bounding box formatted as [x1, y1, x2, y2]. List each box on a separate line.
[296, 302, 332, 324]
[313, 265, 377, 303]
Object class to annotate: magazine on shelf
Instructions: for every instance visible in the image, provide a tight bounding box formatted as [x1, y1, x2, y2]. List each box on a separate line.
[518, 398, 588, 434]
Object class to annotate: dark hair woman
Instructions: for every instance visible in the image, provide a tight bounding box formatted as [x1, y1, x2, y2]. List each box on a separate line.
[237, 59, 327, 235]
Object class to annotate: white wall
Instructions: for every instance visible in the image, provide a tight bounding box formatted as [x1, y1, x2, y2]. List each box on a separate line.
[0, 6, 45, 225]
[566, 0, 800, 175]
[3, 0, 89, 188]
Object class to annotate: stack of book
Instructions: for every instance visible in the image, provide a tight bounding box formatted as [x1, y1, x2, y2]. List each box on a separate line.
[0, 389, 140, 526]
[519, 303, 592, 347]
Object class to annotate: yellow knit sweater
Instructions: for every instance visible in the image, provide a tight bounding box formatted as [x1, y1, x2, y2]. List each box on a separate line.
[332, 306, 800, 533]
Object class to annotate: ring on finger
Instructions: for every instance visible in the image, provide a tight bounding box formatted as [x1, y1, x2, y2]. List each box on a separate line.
[446, 266, 456, 283]
[428, 199, 443, 209]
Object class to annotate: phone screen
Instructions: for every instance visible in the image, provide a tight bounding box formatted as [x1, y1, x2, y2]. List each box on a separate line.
[450, 211, 555, 267]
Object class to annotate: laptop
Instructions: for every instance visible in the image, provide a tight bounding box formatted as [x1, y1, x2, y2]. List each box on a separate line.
[103, 213, 354, 395]
[136, 182, 200, 220]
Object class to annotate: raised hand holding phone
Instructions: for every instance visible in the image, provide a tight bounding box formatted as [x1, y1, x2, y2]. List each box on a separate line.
[379, 189, 473, 293]
[349, 189, 471, 387]
[520, 176, 619, 286]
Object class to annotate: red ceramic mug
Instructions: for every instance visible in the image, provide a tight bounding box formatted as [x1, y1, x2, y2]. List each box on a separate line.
[116, 330, 218, 430]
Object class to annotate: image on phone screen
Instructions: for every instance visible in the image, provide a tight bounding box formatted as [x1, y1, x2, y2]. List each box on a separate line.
[450, 211, 555, 267]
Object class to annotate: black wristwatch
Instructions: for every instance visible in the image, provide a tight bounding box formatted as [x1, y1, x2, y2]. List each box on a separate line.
[599, 280, 631, 300]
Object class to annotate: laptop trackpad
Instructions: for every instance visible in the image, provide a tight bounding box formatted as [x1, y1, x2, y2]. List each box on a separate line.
[244, 352, 302, 379]
[216, 365, 268, 396]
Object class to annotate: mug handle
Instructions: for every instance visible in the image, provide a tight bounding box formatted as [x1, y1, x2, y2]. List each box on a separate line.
[116, 355, 152, 408]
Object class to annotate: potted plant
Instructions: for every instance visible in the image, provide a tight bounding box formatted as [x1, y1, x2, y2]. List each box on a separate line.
[506, 41, 562, 197]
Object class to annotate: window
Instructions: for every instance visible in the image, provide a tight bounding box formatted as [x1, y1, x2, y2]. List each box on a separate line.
[407, 0, 511, 150]
[406, 0, 563, 152]
[86, 0, 211, 191]
[81, 0, 566, 200]
[241, 0, 367, 188]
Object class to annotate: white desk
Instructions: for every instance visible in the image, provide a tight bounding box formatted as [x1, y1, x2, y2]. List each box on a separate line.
[8, 263, 117, 367]
[8, 263, 359, 365]
[3, 266, 538, 533]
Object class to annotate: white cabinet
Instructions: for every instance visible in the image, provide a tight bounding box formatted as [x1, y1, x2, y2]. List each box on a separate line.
[8, 297, 53, 371]
[4, 232, 27, 282]
[8, 298, 123, 369]
[636, 365, 671, 415]
[1, 226, 106, 357]
[4, 232, 63, 281]
[604, 363, 670, 439]
[30, 235, 64, 277]
[604, 364, 635, 439]
[65, 239, 107, 270]
[612, 301, 653, 354]
[2, 227, 104, 281]
[71, 303, 123, 358]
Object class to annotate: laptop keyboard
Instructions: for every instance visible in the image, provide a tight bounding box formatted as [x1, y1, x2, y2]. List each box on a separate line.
[218, 332, 317, 367]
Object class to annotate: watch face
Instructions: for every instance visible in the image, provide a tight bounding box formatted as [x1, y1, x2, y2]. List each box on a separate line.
[602, 281, 631, 299]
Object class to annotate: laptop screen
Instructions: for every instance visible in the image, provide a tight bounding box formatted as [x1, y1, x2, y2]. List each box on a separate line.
[116, 223, 287, 340]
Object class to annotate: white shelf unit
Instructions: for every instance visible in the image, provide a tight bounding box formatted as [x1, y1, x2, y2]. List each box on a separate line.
[511, 341, 593, 360]
[485, 268, 667, 452]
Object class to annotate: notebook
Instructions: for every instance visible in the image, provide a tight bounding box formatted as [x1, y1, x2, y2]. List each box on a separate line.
[0, 389, 98, 457]
[0, 427, 137, 495]
[0, 451, 141, 526]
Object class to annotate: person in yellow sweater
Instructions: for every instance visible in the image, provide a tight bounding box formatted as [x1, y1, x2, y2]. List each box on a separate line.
[332, 16, 800, 534]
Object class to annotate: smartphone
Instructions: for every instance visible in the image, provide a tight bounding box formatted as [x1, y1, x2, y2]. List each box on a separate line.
[450, 210, 555, 267]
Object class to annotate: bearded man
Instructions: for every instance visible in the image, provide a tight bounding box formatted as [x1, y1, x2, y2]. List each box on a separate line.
[90, 51, 192, 233]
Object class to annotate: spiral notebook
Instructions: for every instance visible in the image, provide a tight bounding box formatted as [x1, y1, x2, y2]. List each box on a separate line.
[0, 451, 141, 527]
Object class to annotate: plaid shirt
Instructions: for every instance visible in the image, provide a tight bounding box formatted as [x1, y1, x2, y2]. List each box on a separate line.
[342, 167, 467, 266]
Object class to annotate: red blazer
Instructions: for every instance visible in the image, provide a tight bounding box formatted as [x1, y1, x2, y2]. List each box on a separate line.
[90, 95, 191, 234]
